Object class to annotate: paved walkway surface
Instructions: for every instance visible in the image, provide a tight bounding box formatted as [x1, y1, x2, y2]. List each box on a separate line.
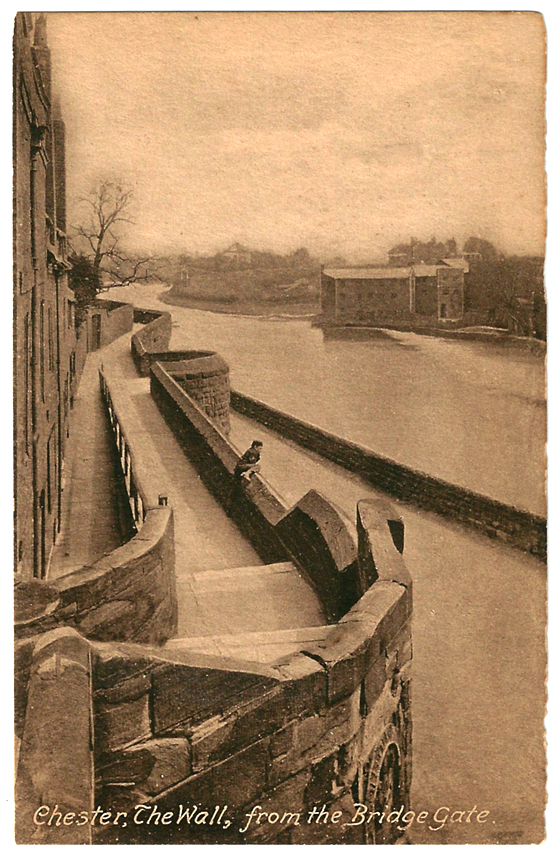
[51, 330, 326, 641]
[174, 562, 326, 641]
[49, 354, 124, 579]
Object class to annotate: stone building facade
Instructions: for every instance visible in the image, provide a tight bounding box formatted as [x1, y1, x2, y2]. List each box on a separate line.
[13, 13, 77, 580]
[321, 263, 464, 325]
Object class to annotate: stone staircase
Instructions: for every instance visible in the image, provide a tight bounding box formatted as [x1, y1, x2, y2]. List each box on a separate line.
[164, 624, 335, 665]
[170, 561, 329, 662]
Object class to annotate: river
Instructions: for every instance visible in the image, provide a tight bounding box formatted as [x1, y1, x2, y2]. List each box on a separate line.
[109, 284, 546, 516]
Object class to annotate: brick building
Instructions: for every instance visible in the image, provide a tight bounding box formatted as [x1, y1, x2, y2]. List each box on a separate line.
[321, 262, 464, 325]
[321, 268, 414, 324]
[13, 13, 77, 580]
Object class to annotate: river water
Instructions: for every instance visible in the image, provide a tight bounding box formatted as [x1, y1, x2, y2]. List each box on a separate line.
[110, 284, 546, 516]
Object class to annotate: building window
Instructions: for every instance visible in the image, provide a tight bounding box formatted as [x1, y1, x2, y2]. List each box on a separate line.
[24, 313, 31, 453]
[440, 303, 447, 318]
[46, 435, 51, 514]
[48, 308, 54, 371]
[40, 301, 45, 401]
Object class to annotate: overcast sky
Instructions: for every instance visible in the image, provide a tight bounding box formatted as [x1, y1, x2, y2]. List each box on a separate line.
[46, 11, 546, 261]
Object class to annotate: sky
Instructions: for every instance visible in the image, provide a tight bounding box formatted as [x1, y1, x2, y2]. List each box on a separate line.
[45, 11, 547, 261]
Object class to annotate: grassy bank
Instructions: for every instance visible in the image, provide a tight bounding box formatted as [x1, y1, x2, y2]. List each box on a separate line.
[159, 288, 320, 318]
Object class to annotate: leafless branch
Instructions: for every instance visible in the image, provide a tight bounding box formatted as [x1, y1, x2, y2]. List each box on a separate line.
[71, 179, 157, 290]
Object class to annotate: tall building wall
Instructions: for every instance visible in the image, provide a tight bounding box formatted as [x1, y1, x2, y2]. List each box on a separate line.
[437, 266, 464, 320]
[414, 275, 438, 316]
[13, 13, 76, 580]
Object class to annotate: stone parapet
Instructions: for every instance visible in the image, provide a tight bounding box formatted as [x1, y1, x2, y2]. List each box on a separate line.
[231, 390, 546, 559]
[130, 308, 231, 432]
[84, 299, 134, 351]
[131, 308, 173, 376]
[15, 628, 94, 845]
[87, 499, 411, 845]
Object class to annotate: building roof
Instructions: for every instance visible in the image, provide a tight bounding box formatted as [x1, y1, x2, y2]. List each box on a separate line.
[412, 265, 439, 278]
[439, 257, 469, 273]
[323, 267, 412, 280]
[224, 243, 250, 254]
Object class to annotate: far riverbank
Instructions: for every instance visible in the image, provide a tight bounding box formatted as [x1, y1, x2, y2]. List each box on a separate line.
[159, 288, 319, 320]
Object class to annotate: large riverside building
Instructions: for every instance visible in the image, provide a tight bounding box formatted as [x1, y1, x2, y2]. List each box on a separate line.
[320, 262, 465, 325]
[14, 13, 77, 580]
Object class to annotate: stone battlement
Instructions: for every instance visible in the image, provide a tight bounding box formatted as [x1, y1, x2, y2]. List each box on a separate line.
[15, 304, 413, 846]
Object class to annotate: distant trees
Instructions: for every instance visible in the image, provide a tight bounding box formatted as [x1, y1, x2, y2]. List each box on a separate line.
[462, 236, 499, 260]
[464, 254, 545, 338]
[388, 236, 460, 265]
[169, 246, 318, 276]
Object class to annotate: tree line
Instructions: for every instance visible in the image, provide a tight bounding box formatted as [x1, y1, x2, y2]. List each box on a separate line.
[388, 235, 545, 339]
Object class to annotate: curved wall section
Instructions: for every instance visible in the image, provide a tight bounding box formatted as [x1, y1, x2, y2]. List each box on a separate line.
[14, 367, 177, 648]
[131, 308, 231, 433]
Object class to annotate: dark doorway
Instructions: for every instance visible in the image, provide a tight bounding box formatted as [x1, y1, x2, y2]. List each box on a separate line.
[92, 313, 102, 350]
[38, 490, 46, 579]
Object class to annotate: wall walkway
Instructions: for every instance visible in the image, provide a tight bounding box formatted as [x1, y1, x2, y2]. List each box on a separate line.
[90, 331, 325, 639]
[49, 352, 130, 579]
[17, 317, 412, 846]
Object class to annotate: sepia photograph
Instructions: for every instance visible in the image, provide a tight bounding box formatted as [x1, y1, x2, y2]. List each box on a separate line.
[12, 8, 547, 846]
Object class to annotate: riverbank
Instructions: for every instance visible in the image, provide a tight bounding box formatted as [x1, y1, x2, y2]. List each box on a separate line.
[159, 288, 319, 319]
[317, 320, 546, 355]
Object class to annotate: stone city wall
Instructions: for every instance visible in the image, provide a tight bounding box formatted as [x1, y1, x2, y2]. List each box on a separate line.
[131, 308, 173, 376]
[130, 308, 231, 434]
[230, 391, 546, 559]
[15, 307, 412, 845]
[84, 299, 134, 351]
[15, 628, 95, 845]
[16, 497, 411, 845]
[150, 361, 363, 611]
[92, 498, 411, 845]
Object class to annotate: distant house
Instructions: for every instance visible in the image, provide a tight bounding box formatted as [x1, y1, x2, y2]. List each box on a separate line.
[388, 238, 459, 267]
[388, 248, 412, 267]
[321, 261, 464, 324]
[222, 243, 252, 266]
[438, 257, 469, 274]
[462, 251, 482, 265]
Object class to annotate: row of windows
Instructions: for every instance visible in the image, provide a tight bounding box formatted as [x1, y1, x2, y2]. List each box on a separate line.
[339, 291, 400, 300]
[23, 302, 75, 455]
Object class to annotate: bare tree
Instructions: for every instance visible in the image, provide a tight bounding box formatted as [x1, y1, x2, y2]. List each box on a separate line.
[71, 180, 160, 291]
